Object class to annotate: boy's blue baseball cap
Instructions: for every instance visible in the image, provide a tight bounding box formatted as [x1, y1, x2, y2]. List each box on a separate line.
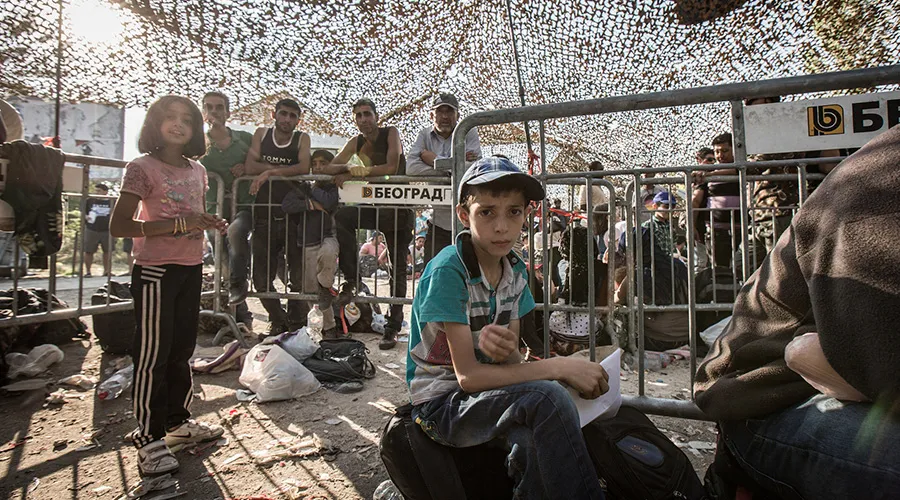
[458, 156, 545, 202]
[653, 191, 677, 205]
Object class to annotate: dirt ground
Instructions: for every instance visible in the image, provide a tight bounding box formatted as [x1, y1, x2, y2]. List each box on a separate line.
[0, 275, 716, 500]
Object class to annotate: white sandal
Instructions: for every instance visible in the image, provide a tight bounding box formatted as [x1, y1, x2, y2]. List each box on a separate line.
[137, 439, 179, 476]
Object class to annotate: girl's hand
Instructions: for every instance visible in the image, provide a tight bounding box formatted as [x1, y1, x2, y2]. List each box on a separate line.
[184, 212, 222, 232]
[211, 215, 229, 235]
[183, 213, 208, 231]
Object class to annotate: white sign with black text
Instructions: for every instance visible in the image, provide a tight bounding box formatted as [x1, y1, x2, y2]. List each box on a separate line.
[744, 91, 900, 155]
[339, 182, 453, 206]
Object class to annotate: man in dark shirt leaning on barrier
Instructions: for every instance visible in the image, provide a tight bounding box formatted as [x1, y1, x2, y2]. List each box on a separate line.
[319, 98, 413, 350]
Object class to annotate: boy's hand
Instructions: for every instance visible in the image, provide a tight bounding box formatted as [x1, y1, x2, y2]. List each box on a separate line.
[478, 325, 518, 363]
[333, 173, 352, 188]
[552, 357, 610, 400]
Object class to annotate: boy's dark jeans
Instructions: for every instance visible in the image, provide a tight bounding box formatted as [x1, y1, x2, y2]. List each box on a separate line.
[412, 381, 605, 500]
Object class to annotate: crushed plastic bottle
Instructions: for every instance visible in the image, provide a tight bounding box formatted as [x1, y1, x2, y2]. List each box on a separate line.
[373, 480, 402, 500]
[307, 304, 324, 342]
[97, 364, 134, 400]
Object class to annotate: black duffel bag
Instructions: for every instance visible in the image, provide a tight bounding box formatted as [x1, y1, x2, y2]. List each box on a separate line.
[380, 403, 514, 500]
[302, 338, 375, 383]
[91, 281, 135, 354]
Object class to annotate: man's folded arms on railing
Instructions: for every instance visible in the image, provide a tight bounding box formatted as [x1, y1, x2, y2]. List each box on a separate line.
[694, 124, 900, 498]
[407, 157, 608, 499]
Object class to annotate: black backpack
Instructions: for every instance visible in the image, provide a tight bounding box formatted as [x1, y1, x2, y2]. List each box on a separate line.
[91, 281, 135, 354]
[380, 404, 514, 500]
[582, 407, 707, 500]
[302, 338, 376, 383]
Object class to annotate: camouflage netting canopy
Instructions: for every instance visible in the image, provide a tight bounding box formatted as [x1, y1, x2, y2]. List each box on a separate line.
[2, 0, 899, 170]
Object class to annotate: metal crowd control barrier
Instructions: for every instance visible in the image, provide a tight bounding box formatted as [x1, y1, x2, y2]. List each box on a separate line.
[229, 174, 450, 326]
[448, 65, 900, 420]
[0, 153, 246, 347]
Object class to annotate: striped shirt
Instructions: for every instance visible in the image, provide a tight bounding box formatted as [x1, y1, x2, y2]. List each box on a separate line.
[406, 231, 535, 405]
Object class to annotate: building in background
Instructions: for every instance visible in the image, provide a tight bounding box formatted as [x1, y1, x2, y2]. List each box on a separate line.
[4, 96, 125, 181]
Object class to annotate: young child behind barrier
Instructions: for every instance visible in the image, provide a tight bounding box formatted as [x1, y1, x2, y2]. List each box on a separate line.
[280, 149, 340, 338]
[110, 95, 228, 477]
[407, 156, 608, 498]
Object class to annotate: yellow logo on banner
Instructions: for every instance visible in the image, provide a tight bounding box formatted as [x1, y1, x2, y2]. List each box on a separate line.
[362, 186, 373, 198]
[807, 104, 845, 136]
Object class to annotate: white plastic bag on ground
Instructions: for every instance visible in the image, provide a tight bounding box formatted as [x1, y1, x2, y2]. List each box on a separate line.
[700, 316, 732, 347]
[239, 344, 320, 402]
[372, 314, 387, 334]
[6, 344, 65, 378]
[275, 328, 320, 363]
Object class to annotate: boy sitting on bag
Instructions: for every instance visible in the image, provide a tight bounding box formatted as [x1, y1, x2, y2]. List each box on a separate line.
[407, 156, 608, 499]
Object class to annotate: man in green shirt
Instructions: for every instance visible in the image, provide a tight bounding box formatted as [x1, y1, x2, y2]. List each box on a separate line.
[200, 91, 254, 328]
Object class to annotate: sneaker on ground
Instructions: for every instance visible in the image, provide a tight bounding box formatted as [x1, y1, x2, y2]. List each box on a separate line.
[137, 439, 179, 476]
[266, 321, 287, 337]
[164, 419, 225, 447]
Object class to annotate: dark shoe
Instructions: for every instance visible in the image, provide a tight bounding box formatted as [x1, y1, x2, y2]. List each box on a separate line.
[325, 381, 364, 394]
[237, 317, 254, 333]
[322, 326, 340, 340]
[379, 327, 397, 350]
[318, 285, 335, 307]
[229, 283, 248, 305]
[267, 321, 287, 337]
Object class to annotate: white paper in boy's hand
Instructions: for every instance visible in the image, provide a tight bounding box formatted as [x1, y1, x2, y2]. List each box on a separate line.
[563, 348, 622, 427]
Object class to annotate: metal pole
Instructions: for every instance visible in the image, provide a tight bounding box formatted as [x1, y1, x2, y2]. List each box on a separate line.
[731, 100, 751, 281]
[539, 121, 550, 358]
[452, 66, 900, 136]
[585, 177, 596, 362]
[54, 0, 63, 149]
[502, 0, 536, 167]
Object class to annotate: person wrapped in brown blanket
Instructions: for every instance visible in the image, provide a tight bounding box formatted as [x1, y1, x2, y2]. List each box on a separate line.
[694, 124, 900, 499]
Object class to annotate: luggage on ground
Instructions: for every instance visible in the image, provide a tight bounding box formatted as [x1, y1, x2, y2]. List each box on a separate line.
[582, 406, 707, 500]
[380, 403, 514, 500]
[302, 338, 375, 383]
[91, 281, 135, 354]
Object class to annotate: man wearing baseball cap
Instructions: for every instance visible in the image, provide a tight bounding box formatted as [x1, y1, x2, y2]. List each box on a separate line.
[617, 190, 688, 307]
[408, 92, 482, 266]
[405, 155, 607, 499]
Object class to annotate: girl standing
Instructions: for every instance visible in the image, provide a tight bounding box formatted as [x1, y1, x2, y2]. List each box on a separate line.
[110, 95, 227, 476]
